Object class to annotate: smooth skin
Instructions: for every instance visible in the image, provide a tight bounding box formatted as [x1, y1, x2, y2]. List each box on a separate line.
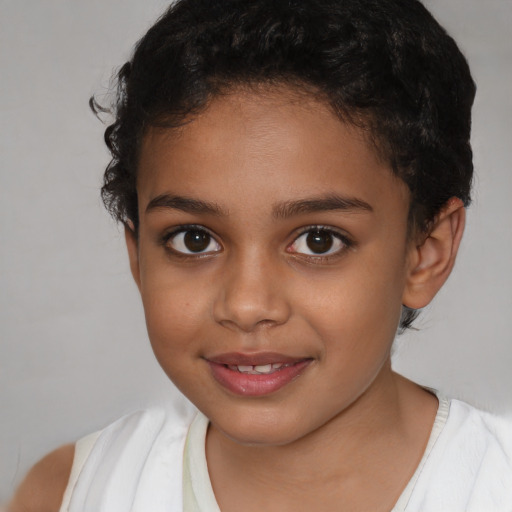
[10, 85, 465, 511]
[8, 444, 74, 512]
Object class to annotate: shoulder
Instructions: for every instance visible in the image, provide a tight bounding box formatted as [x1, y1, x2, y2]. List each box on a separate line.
[59, 407, 195, 508]
[437, 399, 512, 482]
[8, 444, 75, 512]
[444, 399, 512, 458]
[8, 406, 196, 512]
[82, 406, 193, 469]
[95, 407, 194, 447]
[407, 398, 512, 511]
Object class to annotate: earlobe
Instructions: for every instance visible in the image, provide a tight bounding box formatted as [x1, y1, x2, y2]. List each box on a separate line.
[125, 221, 142, 290]
[402, 198, 466, 310]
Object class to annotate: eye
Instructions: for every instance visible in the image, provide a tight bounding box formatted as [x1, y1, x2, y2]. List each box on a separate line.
[165, 227, 221, 255]
[288, 228, 349, 257]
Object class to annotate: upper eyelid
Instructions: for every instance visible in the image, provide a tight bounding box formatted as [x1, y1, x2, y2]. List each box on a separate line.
[160, 224, 222, 251]
[292, 225, 352, 241]
[161, 224, 351, 239]
[162, 224, 217, 240]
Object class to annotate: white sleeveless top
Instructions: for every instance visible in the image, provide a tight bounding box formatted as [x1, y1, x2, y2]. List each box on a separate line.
[60, 396, 512, 512]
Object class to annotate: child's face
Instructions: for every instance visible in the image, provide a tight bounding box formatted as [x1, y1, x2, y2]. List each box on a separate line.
[128, 86, 414, 446]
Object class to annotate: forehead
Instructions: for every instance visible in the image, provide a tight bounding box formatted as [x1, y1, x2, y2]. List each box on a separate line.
[137, 86, 409, 219]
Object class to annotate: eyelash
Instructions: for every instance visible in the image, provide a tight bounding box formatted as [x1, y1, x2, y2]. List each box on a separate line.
[160, 224, 353, 261]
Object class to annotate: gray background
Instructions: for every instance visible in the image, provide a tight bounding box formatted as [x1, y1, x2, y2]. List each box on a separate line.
[1, 0, 511, 501]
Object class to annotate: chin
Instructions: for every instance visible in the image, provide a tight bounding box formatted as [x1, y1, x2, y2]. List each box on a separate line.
[207, 405, 317, 447]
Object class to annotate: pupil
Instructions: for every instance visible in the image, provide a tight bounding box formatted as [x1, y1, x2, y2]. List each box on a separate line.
[306, 230, 333, 253]
[184, 230, 210, 252]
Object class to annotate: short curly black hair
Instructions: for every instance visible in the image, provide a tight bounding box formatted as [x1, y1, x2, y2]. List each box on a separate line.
[93, 0, 476, 330]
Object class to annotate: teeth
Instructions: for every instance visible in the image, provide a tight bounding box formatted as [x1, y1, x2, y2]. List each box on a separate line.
[254, 364, 272, 374]
[237, 365, 253, 372]
[227, 362, 293, 374]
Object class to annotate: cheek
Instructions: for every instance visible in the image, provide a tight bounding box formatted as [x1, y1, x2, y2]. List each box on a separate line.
[299, 250, 406, 350]
[140, 272, 212, 360]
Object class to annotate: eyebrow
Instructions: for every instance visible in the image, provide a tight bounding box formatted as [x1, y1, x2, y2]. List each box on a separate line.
[145, 194, 227, 216]
[272, 194, 373, 219]
[145, 193, 373, 218]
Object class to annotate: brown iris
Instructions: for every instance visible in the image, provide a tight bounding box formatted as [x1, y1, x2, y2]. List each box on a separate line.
[183, 230, 211, 252]
[306, 229, 334, 254]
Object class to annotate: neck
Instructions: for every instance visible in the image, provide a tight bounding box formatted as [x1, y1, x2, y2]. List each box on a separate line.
[206, 368, 438, 512]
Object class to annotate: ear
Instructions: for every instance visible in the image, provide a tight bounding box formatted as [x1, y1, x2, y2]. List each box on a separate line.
[125, 220, 142, 291]
[402, 198, 466, 310]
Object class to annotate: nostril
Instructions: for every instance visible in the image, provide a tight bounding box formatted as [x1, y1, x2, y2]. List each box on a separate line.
[212, 261, 292, 331]
[213, 293, 291, 332]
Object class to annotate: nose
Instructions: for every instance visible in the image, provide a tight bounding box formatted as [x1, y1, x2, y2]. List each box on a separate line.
[213, 252, 291, 333]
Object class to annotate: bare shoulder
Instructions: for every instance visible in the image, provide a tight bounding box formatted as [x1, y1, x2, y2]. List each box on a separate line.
[8, 443, 75, 512]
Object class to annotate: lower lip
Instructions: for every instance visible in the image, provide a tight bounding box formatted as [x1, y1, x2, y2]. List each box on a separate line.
[207, 360, 312, 397]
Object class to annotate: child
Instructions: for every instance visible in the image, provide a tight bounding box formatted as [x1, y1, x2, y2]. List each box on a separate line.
[9, 0, 512, 510]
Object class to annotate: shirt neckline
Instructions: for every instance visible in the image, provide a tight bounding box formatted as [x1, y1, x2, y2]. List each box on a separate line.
[183, 392, 450, 512]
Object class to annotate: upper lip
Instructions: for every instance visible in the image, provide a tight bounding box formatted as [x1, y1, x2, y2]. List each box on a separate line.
[206, 352, 308, 366]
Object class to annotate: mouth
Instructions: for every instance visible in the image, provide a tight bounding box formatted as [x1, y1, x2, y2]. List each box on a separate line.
[206, 353, 312, 396]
